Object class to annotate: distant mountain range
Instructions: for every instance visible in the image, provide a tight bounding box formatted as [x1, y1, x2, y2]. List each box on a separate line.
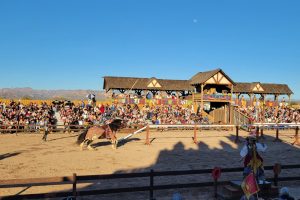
[0, 87, 108, 100]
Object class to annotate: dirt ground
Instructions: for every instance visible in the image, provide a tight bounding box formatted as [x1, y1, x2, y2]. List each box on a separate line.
[0, 128, 300, 199]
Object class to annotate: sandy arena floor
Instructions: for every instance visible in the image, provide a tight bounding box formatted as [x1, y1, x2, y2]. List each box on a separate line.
[0, 128, 299, 199]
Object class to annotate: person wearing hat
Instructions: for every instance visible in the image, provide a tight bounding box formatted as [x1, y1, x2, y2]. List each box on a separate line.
[240, 134, 267, 180]
[278, 187, 295, 200]
[42, 118, 49, 142]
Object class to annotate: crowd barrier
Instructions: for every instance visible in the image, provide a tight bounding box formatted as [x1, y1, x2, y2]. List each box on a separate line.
[1, 123, 299, 146]
[0, 164, 299, 200]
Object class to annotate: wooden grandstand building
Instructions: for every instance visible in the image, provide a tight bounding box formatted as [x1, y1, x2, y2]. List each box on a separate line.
[103, 68, 293, 124]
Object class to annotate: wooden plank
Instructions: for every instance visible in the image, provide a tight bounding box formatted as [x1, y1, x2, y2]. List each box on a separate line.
[0, 176, 73, 188]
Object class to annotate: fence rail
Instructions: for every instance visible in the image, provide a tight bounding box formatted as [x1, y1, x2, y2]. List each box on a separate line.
[0, 164, 300, 200]
[0, 124, 145, 133]
[1, 123, 299, 146]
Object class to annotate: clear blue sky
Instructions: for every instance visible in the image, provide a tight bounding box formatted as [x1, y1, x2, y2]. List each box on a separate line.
[0, 0, 299, 99]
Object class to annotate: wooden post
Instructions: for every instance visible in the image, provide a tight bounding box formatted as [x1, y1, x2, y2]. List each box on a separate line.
[201, 84, 204, 114]
[230, 84, 233, 126]
[214, 179, 218, 198]
[274, 124, 281, 142]
[260, 126, 265, 140]
[274, 171, 278, 187]
[262, 94, 266, 123]
[193, 125, 197, 144]
[255, 126, 259, 141]
[192, 92, 194, 102]
[149, 169, 154, 200]
[292, 126, 299, 146]
[273, 163, 281, 187]
[145, 124, 150, 145]
[249, 93, 253, 109]
[72, 173, 77, 199]
[212, 167, 221, 198]
[224, 104, 227, 124]
[235, 125, 240, 143]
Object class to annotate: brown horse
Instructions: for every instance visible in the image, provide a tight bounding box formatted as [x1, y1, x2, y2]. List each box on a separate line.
[76, 119, 124, 150]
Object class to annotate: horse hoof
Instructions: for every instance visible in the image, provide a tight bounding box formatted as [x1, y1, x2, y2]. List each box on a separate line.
[87, 146, 96, 151]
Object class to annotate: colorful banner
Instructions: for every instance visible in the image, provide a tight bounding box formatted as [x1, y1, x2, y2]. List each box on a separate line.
[241, 173, 260, 199]
[112, 98, 193, 106]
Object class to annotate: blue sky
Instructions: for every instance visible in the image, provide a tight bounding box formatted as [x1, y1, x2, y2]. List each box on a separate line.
[0, 0, 299, 99]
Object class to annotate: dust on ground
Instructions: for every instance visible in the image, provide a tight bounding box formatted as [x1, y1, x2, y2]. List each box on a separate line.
[0, 128, 299, 199]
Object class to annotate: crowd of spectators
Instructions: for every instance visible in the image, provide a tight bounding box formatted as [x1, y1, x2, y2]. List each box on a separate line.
[58, 102, 209, 129]
[1, 98, 300, 133]
[237, 105, 300, 123]
[0, 100, 56, 132]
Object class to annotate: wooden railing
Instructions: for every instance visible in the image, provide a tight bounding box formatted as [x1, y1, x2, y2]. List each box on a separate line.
[233, 108, 253, 130]
[0, 164, 299, 200]
[0, 124, 146, 135]
[193, 93, 231, 102]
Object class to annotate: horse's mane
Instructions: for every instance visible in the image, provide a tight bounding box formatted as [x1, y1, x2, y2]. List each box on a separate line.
[111, 119, 122, 124]
[108, 119, 123, 132]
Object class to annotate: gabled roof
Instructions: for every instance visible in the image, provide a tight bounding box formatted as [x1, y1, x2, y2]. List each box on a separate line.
[102, 68, 293, 96]
[103, 76, 193, 91]
[189, 68, 235, 85]
[234, 82, 293, 95]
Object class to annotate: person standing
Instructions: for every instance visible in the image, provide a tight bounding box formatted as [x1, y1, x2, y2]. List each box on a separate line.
[42, 118, 49, 141]
[240, 135, 267, 181]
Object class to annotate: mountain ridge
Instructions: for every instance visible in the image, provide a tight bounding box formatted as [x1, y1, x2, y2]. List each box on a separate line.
[0, 87, 107, 100]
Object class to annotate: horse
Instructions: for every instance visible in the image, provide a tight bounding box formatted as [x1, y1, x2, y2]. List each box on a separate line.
[76, 119, 125, 150]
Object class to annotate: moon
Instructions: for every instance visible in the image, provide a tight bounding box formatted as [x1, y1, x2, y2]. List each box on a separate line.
[193, 19, 198, 23]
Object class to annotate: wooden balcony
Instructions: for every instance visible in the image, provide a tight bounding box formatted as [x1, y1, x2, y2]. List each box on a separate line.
[193, 93, 231, 102]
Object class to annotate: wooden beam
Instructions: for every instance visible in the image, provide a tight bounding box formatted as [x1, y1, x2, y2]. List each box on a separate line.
[201, 84, 204, 114]
[249, 93, 253, 107]
[262, 94, 266, 123]
[224, 104, 227, 124]
[230, 84, 233, 125]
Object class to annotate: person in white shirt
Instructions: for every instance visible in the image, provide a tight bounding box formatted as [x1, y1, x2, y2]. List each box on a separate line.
[240, 135, 267, 180]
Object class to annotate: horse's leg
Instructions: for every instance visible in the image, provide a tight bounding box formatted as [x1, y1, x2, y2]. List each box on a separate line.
[80, 139, 86, 151]
[114, 133, 118, 149]
[87, 139, 96, 151]
[111, 132, 118, 149]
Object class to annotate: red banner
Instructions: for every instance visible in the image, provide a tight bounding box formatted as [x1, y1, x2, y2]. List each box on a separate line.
[241, 173, 260, 199]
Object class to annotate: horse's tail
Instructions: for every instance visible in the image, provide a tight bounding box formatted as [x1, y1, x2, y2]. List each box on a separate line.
[76, 129, 88, 145]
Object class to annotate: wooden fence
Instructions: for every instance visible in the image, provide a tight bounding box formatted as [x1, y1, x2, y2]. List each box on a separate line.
[1, 123, 299, 146]
[0, 164, 299, 200]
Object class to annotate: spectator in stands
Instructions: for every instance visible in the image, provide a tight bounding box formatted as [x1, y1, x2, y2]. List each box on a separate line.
[278, 187, 295, 200]
[0, 100, 55, 133]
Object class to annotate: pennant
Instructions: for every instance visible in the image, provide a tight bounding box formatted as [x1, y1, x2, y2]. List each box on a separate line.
[241, 172, 260, 199]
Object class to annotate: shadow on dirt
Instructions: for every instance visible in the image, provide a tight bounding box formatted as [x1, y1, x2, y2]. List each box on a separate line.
[0, 151, 21, 161]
